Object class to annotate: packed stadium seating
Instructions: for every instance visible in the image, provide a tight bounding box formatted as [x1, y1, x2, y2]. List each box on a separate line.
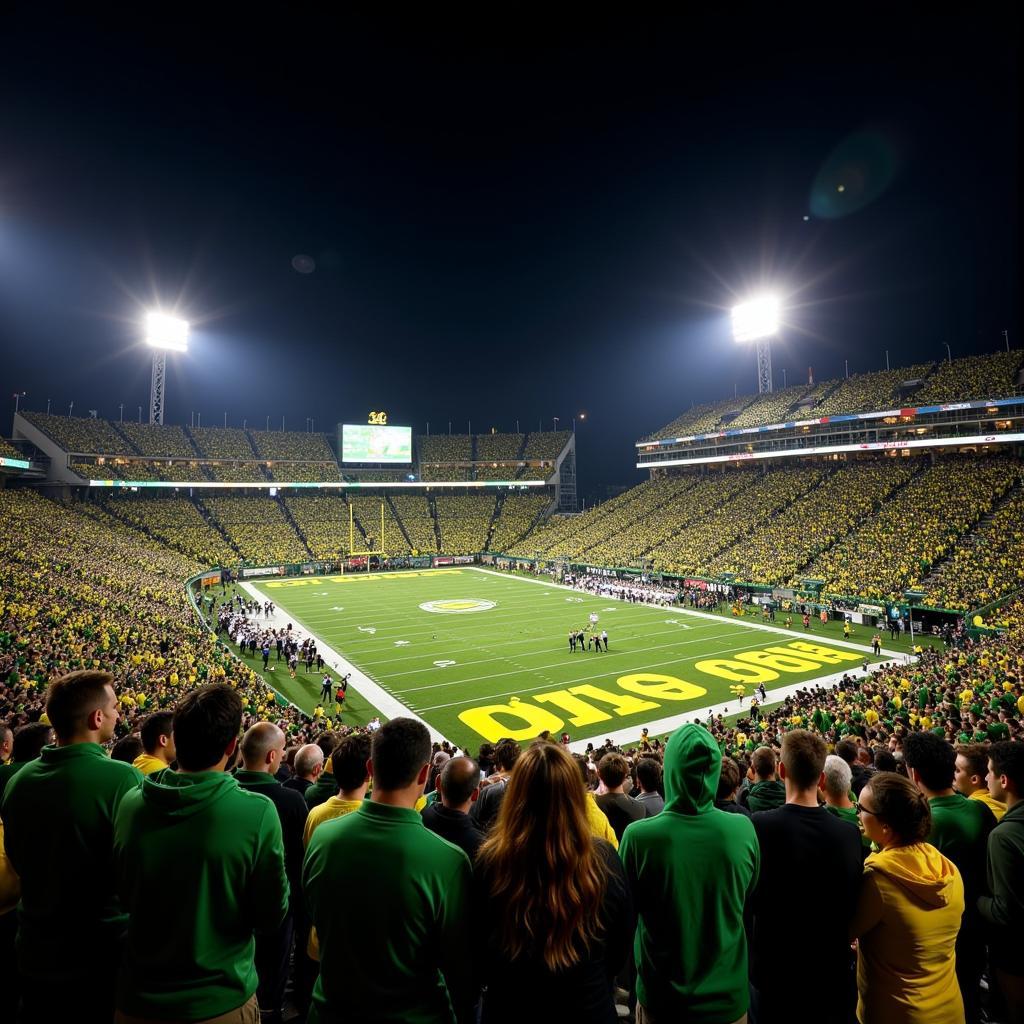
[913, 349, 1024, 404]
[924, 479, 1024, 611]
[476, 432, 524, 461]
[266, 461, 341, 483]
[812, 363, 935, 418]
[200, 496, 310, 564]
[250, 429, 335, 462]
[724, 382, 817, 429]
[0, 437, 23, 460]
[521, 430, 571, 459]
[390, 495, 438, 554]
[20, 411, 129, 454]
[116, 421, 197, 458]
[421, 464, 473, 481]
[347, 495, 407, 553]
[189, 426, 258, 460]
[434, 495, 497, 554]
[284, 494, 353, 559]
[474, 463, 524, 480]
[803, 456, 1021, 600]
[705, 459, 920, 585]
[488, 493, 551, 552]
[418, 434, 472, 462]
[102, 495, 238, 566]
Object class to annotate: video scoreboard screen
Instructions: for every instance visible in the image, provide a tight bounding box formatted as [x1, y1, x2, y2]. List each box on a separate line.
[341, 424, 412, 463]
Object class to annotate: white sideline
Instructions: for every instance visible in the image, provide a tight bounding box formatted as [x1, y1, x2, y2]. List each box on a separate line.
[239, 568, 918, 753]
[238, 581, 448, 744]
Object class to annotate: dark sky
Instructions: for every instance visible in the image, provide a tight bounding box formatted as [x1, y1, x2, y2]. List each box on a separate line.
[1, 10, 1019, 500]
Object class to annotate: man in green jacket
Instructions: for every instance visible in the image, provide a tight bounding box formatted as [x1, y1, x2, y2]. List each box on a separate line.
[304, 717, 474, 1024]
[0, 722, 53, 803]
[905, 731, 996, 1024]
[113, 684, 289, 1024]
[978, 741, 1024, 1023]
[741, 746, 786, 812]
[619, 723, 760, 1024]
[1, 670, 142, 1024]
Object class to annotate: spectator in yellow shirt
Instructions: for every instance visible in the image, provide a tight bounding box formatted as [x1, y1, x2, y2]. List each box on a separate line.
[131, 710, 176, 777]
[954, 743, 1006, 821]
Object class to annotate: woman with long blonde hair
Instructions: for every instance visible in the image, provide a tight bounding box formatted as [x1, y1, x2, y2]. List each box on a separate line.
[473, 739, 634, 1024]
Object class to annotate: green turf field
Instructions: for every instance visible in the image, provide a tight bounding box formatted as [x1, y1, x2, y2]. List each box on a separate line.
[244, 567, 931, 751]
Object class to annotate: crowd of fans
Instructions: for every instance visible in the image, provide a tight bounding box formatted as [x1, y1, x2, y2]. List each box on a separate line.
[116, 422, 198, 458]
[202, 496, 310, 565]
[805, 457, 1020, 600]
[476, 432, 524, 461]
[812, 362, 935, 418]
[0, 437, 24, 460]
[250, 430, 335, 462]
[190, 427, 260, 460]
[390, 495, 439, 554]
[926, 484, 1024, 612]
[418, 434, 474, 463]
[643, 349, 1023, 440]
[915, 350, 1024, 405]
[21, 410, 129, 454]
[487, 494, 550, 553]
[434, 495, 498, 554]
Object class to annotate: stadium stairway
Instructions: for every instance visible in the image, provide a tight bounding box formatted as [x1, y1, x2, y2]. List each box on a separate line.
[278, 496, 313, 558]
[429, 494, 442, 551]
[385, 494, 416, 551]
[346, 499, 372, 550]
[182, 425, 207, 459]
[484, 493, 504, 550]
[193, 496, 241, 555]
[111, 422, 143, 455]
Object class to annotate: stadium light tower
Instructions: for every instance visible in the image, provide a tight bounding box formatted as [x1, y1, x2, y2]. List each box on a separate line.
[145, 312, 189, 425]
[731, 294, 780, 394]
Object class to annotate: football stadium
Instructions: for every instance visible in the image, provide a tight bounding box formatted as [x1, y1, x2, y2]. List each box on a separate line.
[2, 12, 1023, 1024]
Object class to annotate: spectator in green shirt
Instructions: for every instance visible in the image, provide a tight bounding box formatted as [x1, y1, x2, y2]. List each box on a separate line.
[1, 670, 142, 1024]
[905, 731, 996, 1024]
[304, 717, 474, 1024]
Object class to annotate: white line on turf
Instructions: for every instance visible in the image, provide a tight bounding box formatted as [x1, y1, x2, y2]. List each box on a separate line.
[238, 581, 448, 744]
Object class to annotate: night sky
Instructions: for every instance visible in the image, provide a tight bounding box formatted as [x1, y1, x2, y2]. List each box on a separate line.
[0, 10, 1019, 500]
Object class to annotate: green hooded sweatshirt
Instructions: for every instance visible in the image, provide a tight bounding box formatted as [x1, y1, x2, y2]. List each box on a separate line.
[304, 769, 339, 810]
[113, 770, 290, 1020]
[619, 724, 759, 1022]
[1, 742, 143, 983]
[745, 778, 786, 812]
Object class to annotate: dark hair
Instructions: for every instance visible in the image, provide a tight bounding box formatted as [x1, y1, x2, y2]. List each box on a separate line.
[11, 721, 53, 762]
[904, 731, 955, 792]
[782, 730, 827, 789]
[835, 739, 858, 765]
[332, 733, 372, 791]
[597, 752, 629, 789]
[955, 742, 989, 781]
[45, 670, 114, 740]
[371, 717, 431, 790]
[636, 757, 661, 793]
[172, 684, 242, 771]
[864, 771, 931, 844]
[751, 746, 776, 779]
[874, 749, 898, 773]
[110, 734, 144, 763]
[989, 740, 1024, 790]
[494, 737, 522, 772]
[717, 756, 741, 800]
[317, 731, 341, 759]
[140, 710, 174, 754]
[440, 756, 481, 806]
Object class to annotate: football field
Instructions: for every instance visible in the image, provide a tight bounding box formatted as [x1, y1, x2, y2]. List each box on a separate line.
[247, 567, 903, 751]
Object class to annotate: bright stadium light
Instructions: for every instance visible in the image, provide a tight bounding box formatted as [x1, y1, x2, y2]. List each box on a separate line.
[144, 311, 190, 424]
[731, 293, 780, 393]
[145, 312, 189, 352]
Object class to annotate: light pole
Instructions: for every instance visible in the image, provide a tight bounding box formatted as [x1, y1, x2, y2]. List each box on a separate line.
[145, 312, 189, 425]
[138, 406, 142, 423]
[732, 294, 779, 394]
[266, 416, 270, 432]
[12, 392, 26, 414]
[119, 403, 124, 423]
[1004, 329, 1010, 352]
[944, 343, 952, 363]
[781, 368, 787, 388]
[553, 416, 559, 431]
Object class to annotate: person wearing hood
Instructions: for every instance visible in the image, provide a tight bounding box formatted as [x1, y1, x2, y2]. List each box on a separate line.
[619, 724, 759, 1024]
[741, 746, 785, 812]
[113, 684, 289, 1024]
[850, 771, 965, 1024]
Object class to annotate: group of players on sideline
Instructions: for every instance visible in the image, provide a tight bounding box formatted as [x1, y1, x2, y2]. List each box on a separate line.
[0, 621, 1023, 1023]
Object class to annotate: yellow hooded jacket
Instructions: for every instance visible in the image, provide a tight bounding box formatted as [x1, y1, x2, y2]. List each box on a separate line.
[849, 842, 965, 1024]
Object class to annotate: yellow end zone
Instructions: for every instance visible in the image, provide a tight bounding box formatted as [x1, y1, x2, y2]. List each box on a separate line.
[458, 641, 864, 743]
[262, 569, 464, 588]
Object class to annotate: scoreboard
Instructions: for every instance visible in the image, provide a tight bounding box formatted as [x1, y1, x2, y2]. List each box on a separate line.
[340, 423, 411, 463]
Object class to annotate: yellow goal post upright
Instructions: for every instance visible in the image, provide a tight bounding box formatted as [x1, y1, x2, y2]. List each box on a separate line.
[347, 500, 387, 562]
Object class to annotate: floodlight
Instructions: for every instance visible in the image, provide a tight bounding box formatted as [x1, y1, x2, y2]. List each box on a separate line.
[145, 312, 189, 352]
[731, 295, 780, 343]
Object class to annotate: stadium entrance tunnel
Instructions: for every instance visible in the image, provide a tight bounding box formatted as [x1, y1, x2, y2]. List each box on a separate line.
[456, 641, 863, 743]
